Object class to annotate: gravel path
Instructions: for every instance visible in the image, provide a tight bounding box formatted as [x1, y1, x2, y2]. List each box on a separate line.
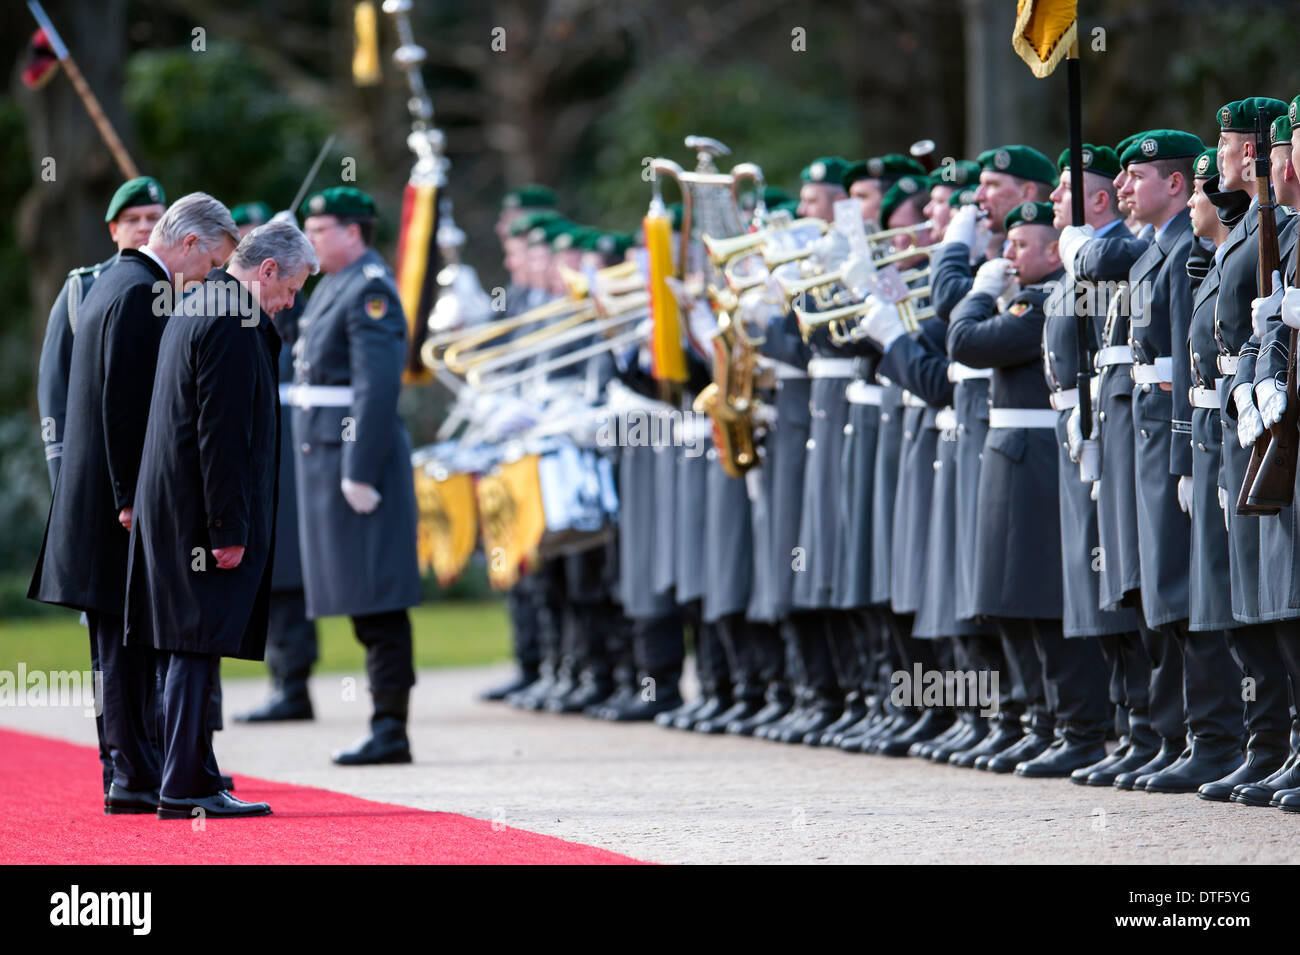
[4, 664, 1297, 864]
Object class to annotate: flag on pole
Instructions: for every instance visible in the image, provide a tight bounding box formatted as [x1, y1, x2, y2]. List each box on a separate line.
[1011, 0, 1078, 78]
[643, 208, 688, 384]
[395, 181, 440, 384]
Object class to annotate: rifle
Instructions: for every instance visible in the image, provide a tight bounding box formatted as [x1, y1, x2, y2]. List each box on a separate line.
[1241, 110, 1295, 510]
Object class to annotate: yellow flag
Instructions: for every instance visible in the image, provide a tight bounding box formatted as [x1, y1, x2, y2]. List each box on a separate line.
[1012, 0, 1077, 78]
[476, 455, 546, 590]
[352, 2, 382, 86]
[644, 211, 688, 383]
[415, 467, 478, 586]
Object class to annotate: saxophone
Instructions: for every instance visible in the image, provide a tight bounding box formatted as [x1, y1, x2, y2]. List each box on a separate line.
[693, 287, 762, 478]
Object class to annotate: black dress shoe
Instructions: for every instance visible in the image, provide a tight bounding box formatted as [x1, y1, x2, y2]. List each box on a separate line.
[929, 718, 989, 763]
[1016, 737, 1107, 778]
[808, 698, 867, 746]
[1141, 740, 1243, 794]
[234, 687, 313, 722]
[1275, 787, 1300, 811]
[950, 721, 1022, 768]
[331, 716, 412, 765]
[697, 696, 765, 734]
[1232, 752, 1300, 806]
[479, 667, 540, 702]
[983, 731, 1053, 773]
[546, 677, 614, 714]
[220, 774, 235, 791]
[872, 710, 954, 757]
[655, 696, 704, 728]
[104, 783, 160, 815]
[1113, 738, 1183, 790]
[158, 790, 271, 820]
[1198, 747, 1291, 802]
[727, 695, 794, 736]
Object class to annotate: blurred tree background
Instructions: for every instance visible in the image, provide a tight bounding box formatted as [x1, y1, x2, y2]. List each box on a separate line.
[1, 0, 1299, 587]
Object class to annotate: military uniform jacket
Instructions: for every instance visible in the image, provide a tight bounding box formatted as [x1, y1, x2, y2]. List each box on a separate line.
[1077, 227, 1150, 609]
[38, 254, 117, 488]
[870, 381, 904, 606]
[1185, 239, 1236, 630]
[1127, 210, 1195, 628]
[878, 317, 953, 617]
[125, 270, 280, 659]
[1044, 223, 1139, 637]
[948, 275, 1064, 620]
[1241, 209, 1300, 622]
[833, 352, 879, 611]
[29, 250, 171, 616]
[291, 248, 421, 619]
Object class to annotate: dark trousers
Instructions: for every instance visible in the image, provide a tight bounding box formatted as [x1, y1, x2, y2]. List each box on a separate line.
[352, 609, 415, 695]
[87, 611, 160, 792]
[265, 588, 319, 684]
[782, 611, 837, 700]
[1225, 622, 1291, 751]
[995, 618, 1050, 731]
[1028, 620, 1110, 735]
[158, 650, 222, 800]
[714, 613, 783, 698]
[633, 611, 685, 676]
[506, 577, 543, 671]
[1097, 630, 1155, 746]
[1141, 617, 1186, 742]
[1170, 622, 1244, 750]
[87, 625, 112, 794]
[823, 609, 865, 696]
[963, 632, 1015, 723]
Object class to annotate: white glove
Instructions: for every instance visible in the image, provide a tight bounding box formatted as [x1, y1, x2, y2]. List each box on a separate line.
[341, 478, 382, 514]
[1177, 475, 1194, 516]
[1218, 486, 1230, 531]
[1234, 382, 1264, 448]
[1251, 271, 1285, 338]
[1089, 480, 1100, 502]
[1065, 404, 1083, 462]
[970, 219, 993, 263]
[1257, 378, 1287, 427]
[942, 205, 979, 248]
[1057, 224, 1095, 275]
[860, 300, 906, 350]
[1282, 286, 1300, 331]
[973, 257, 1014, 299]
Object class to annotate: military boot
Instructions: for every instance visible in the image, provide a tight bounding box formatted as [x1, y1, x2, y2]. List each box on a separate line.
[479, 664, 541, 703]
[1199, 730, 1291, 802]
[871, 708, 954, 757]
[601, 668, 684, 722]
[726, 682, 794, 735]
[332, 691, 412, 765]
[1015, 722, 1108, 778]
[696, 682, 766, 734]
[234, 675, 313, 722]
[1113, 736, 1184, 790]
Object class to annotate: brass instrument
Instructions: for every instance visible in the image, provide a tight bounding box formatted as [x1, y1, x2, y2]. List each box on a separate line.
[693, 288, 762, 477]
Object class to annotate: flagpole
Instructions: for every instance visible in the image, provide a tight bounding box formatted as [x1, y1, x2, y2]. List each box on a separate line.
[1067, 38, 1091, 439]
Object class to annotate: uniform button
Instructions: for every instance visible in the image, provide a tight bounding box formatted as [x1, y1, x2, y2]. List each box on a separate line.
[1063, 441, 1070, 450]
[806, 438, 816, 451]
[1141, 383, 1151, 394]
[905, 431, 914, 440]
[933, 459, 942, 470]
[1192, 351, 1200, 362]
[1099, 411, 1106, 422]
[1197, 442, 1206, 452]
[1049, 350, 1056, 360]
[1140, 428, 1149, 439]
[654, 445, 664, 454]
[957, 424, 966, 434]
[756, 446, 768, 460]
[706, 448, 717, 461]
[843, 424, 854, 436]
[881, 413, 892, 424]
[301, 443, 312, 454]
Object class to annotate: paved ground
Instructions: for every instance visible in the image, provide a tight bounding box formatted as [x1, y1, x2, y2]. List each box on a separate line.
[4, 664, 1298, 864]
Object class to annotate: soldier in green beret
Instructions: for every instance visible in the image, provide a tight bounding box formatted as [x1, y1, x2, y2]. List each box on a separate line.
[496, 182, 558, 241]
[797, 156, 849, 223]
[843, 154, 926, 227]
[878, 174, 933, 267]
[231, 201, 273, 237]
[971, 145, 1057, 240]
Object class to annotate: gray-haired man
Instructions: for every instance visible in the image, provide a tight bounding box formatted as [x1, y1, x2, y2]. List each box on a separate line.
[30, 193, 238, 815]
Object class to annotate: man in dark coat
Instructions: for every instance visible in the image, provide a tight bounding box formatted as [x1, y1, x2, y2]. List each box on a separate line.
[294, 187, 423, 765]
[34, 176, 165, 794]
[948, 201, 1112, 777]
[127, 220, 317, 818]
[29, 192, 239, 814]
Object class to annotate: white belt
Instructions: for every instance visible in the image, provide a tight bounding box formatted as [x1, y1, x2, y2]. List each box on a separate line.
[1131, 356, 1173, 385]
[947, 363, 993, 382]
[1049, 389, 1078, 411]
[1189, 379, 1224, 409]
[846, 381, 884, 406]
[988, 408, 1058, 429]
[1217, 354, 1239, 376]
[902, 390, 928, 408]
[807, 357, 856, 379]
[934, 408, 957, 431]
[1095, 345, 1133, 367]
[770, 360, 808, 380]
[287, 384, 355, 408]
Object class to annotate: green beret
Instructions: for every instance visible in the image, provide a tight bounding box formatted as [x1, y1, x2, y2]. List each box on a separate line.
[552, 223, 591, 252]
[666, 202, 684, 231]
[976, 145, 1057, 185]
[595, 231, 636, 258]
[1056, 144, 1121, 179]
[801, 156, 850, 186]
[1115, 131, 1152, 159]
[105, 176, 165, 223]
[507, 210, 559, 238]
[881, 175, 929, 224]
[948, 187, 977, 209]
[502, 183, 558, 211]
[935, 159, 982, 188]
[1291, 95, 1300, 131]
[1272, 114, 1292, 147]
[1119, 129, 1205, 167]
[231, 201, 272, 227]
[305, 186, 375, 218]
[1193, 149, 1219, 179]
[762, 186, 792, 207]
[1216, 97, 1289, 134]
[527, 217, 573, 246]
[1003, 201, 1055, 233]
[844, 154, 927, 189]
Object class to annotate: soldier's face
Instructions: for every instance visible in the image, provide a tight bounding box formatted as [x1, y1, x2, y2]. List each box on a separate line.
[1049, 171, 1072, 230]
[1121, 163, 1180, 227]
[109, 203, 165, 252]
[1216, 131, 1251, 192]
[974, 171, 1028, 235]
[1270, 143, 1295, 206]
[884, 200, 928, 270]
[925, 186, 954, 232]
[1188, 179, 1217, 240]
[798, 184, 843, 223]
[1005, 224, 1060, 286]
[304, 215, 360, 274]
[503, 236, 528, 283]
[849, 179, 885, 226]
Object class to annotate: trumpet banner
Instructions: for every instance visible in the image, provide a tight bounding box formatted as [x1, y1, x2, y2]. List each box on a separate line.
[395, 181, 440, 384]
[414, 467, 478, 586]
[644, 212, 688, 383]
[476, 455, 547, 590]
[1012, 0, 1077, 78]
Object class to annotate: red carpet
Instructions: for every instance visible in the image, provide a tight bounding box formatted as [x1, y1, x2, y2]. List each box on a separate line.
[0, 728, 646, 864]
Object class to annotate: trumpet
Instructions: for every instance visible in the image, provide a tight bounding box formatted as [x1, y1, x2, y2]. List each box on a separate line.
[703, 217, 828, 267]
[864, 220, 934, 247]
[873, 241, 940, 267]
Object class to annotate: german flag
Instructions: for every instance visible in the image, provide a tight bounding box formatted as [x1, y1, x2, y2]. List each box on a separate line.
[394, 181, 440, 384]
